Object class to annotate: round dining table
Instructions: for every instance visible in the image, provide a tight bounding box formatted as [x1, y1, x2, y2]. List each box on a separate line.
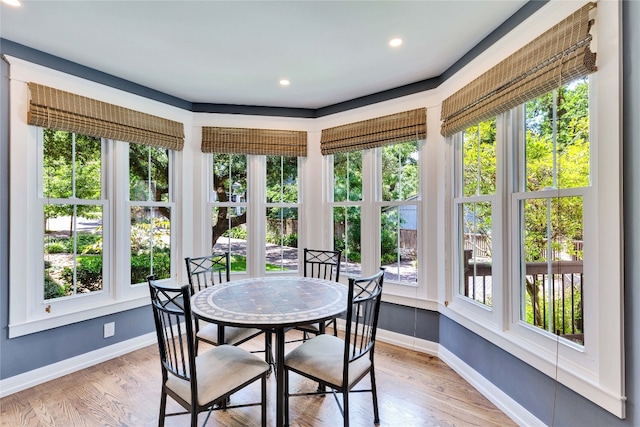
[190, 276, 349, 427]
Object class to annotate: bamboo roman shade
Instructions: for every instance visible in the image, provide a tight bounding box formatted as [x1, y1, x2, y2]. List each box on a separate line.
[201, 127, 307, 156]
[27, 83, 184, 150]
[440, 3, 597, 137]
[320, 108, 426, 155]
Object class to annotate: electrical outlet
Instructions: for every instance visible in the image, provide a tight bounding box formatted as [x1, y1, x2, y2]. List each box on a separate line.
[104, 322, 115, 338]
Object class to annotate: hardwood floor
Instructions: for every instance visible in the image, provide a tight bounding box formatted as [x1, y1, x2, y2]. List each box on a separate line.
[0, 332, 516, 427]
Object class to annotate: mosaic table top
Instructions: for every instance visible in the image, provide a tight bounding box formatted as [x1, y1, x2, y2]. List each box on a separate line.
[191, 276, 349, 328]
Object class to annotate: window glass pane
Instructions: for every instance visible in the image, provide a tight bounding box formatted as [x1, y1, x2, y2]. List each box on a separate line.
[525, 78, 590, 192]
[266, 207, 298, 271]
[213, 153, 247, 202]
[334, 152, 362, 202]
[129, 145, 170, 202]
[212, 206, 247, 273]
[460, 202, 493, 306]
[382, 141, 419, 202]
[266, 156, 298, 203]
[43, 130, 102, 199]
[44, 205, 103, 299]
[333, 206, 361, 276]
[130, 207, 171, 284]
[380, 206, 418, 283]
[521, 196, 584, 345]
[462, 119, 496, 197]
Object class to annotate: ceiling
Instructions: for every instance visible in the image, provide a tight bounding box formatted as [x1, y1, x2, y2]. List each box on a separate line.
[1, 0, 530, 111]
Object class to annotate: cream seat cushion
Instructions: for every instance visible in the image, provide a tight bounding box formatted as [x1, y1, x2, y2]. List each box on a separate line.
[166, 344, 269, 406]
[284, 334, 371, 389]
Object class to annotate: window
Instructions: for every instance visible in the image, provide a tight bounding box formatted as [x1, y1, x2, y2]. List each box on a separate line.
[208, 153, 302, 275]
[332, 151, 363, 276]
[43, 130, 105, 300]
[454, 119, 497, 306]
[322, 108, 426, 288]
[128, 144, 173, 284]
[328, 141, 423, 286]
[8, 62, 184, 337]
[211, 153, 248, 273]
[265, 155, 299, 271]
[517, 79, 589, 344]
[379, 141, 419, 284]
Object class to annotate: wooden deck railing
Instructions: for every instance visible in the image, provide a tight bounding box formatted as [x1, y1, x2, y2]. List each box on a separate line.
[464, 250, 584, 345]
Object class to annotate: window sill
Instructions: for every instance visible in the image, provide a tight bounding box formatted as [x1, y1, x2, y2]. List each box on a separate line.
[8, 296, 150, 338]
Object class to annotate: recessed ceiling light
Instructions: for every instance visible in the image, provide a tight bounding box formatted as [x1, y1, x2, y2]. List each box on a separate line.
[389, 38, 403, 47]
[1, 0, 21, 6]
[279, 79, 290, 86]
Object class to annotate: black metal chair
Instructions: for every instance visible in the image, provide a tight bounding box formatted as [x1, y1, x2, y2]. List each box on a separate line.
[289, 248, 342, 342]
[147, 277, 269, 427]
[283, 268, 385, 427]
[185, 253, 274, 368]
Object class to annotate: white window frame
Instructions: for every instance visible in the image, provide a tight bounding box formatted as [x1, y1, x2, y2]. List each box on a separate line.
[7, 56, 182, 338]
[125, 144, 176, 286]
[451, 118, 504, 324]
[443, 1, 624, 416]
[326, 138, 426, 300]
[206, 153, 303, 277]
[264, 155, 301, 275]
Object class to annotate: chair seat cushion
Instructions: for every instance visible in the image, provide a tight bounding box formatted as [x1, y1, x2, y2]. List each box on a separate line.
[284, 334, 371, 389]
[197, 321, 262, 345]
[166, 344, 269, 406]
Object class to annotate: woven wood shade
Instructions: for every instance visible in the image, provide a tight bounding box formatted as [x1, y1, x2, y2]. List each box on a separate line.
[320, 108, 426, 155]
[27, 83, 184, 150]
[440, 3, 596, 137]
[201, 127, 307, 156]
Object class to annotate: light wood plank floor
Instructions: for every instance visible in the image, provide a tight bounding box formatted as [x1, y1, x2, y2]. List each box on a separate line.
[0, 332, 516, 427]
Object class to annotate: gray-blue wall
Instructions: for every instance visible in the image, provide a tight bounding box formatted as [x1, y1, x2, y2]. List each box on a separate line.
[1, 2, 638, 424]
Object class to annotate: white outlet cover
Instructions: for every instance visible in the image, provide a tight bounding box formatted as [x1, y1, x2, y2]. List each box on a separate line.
[104, 322, 115, 338]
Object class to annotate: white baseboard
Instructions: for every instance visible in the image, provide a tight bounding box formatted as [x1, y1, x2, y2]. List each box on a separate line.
[0, 332, 156, 398]
[437, 346, 546, 427]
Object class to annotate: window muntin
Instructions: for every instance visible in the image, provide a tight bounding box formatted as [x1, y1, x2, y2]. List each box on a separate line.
[518, 78, 589, 345]
[454, 120, 496, 306]
[128, 144, 172, 284]
[42, 130, 105, 300]
[265, 155, 299, 271]
[211, 153, 248, 273]
[380, 141, 419, 284]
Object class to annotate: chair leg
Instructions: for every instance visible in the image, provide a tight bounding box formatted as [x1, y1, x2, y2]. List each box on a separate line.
[261, 374, 267, 427]
[343, 390, 350, 427]
[370, 369, 380, 424]
[158, 390, 167, 427]
[284, 369, 290, 426]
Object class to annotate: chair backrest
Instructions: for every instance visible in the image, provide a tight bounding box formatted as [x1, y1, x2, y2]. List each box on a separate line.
[343, 268, 385, 368]
[185, 252, 231, 294]
[147, 275, 197, 389]
[303, 248, 342, 281]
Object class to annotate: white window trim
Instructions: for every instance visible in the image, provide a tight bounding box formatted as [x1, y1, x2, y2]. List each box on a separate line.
[7, 56, 185, 338]
[442, 1, 624, 417]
